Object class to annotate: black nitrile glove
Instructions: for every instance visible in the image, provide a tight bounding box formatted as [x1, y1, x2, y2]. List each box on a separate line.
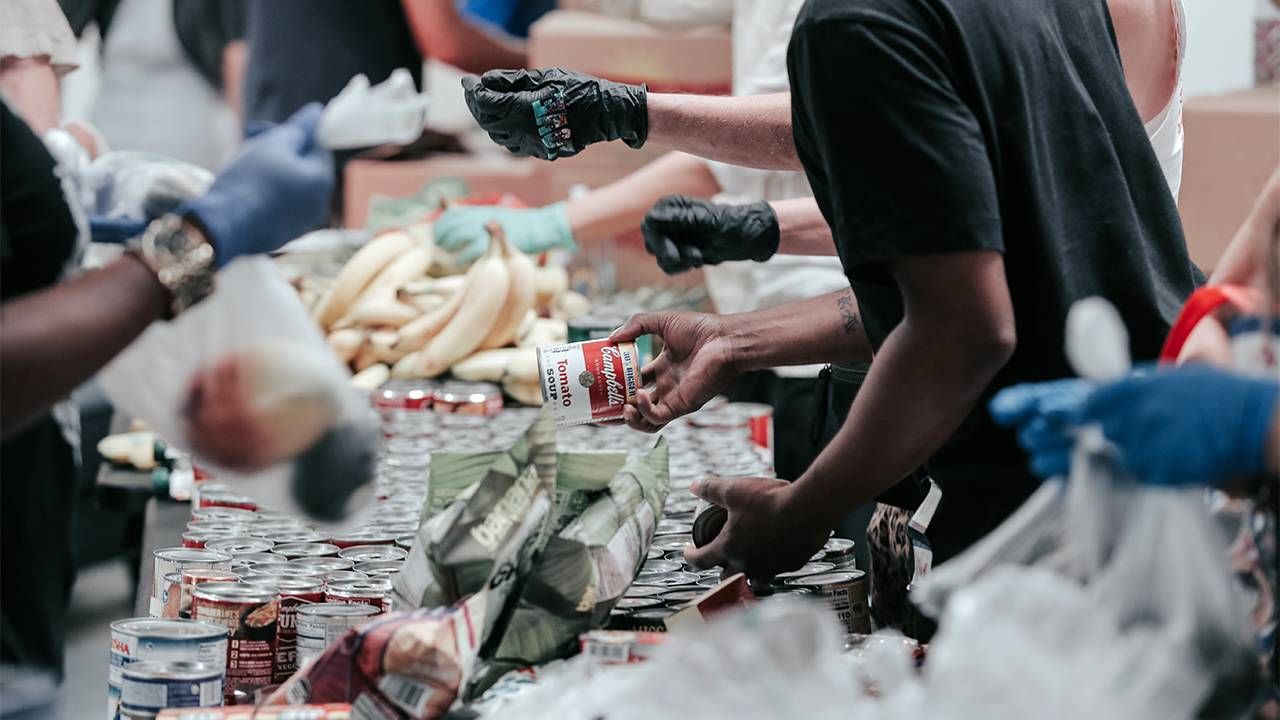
[461, 68, 647, 160]
[642, 196, 781, 274]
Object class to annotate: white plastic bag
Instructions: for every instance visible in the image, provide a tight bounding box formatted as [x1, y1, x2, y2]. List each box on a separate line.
[316, 68, 431, 150]
[96, 258, 378, 528]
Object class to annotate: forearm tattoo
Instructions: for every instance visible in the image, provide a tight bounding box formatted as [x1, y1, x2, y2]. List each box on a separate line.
[836, 289, 860, 335]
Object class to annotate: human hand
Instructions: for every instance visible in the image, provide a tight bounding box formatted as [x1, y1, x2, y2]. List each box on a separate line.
[643, 196, 779, 274]
[611, 311, 742, 432]
[461, 68, 647, 160]
[434, 202, 574, 263]
[1078, 366, 1279, 487]
[989, 378, 1092, 479]
[684, 476, 829, 582]
[180, 103, 334, 267]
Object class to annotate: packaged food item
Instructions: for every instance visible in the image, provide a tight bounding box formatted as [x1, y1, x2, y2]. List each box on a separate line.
[271, 542, 341, 559]
[578, 630, 666, 665]
[291, 556, 354, 573]
[204, 537, 275, 557]
[432, 381, 504, 416]
[354, 560, 404, 578]
[241, 576, 326, 682]
[374, 379, 437, 412]
[121, 661, 222, 717]
[536, 339, 641, 426]
[784, 571, 871, 635]
[150, 549, 233, 618]
[295, 603, 380, 668]
[109, 619, 227, 720]
[326, 578, 394, 614]
[337, 545, 408, 564]
[190, 582, 280, 703]
[163, 569, 239, 620]
[327, 531, 397, 549]
[157, 704, 351, 719]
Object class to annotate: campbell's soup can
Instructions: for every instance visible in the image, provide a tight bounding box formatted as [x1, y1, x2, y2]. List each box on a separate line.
[120, 660, 221, 716]
[784, 571, 871, 635]
[197, 491, 258, 512]
[374, 379, 437, 412]
[290, 556, 354, 573]
[353, 560, 403, 578]
[108, 618, 226, 720]
[295, 603, 379, 667]
[181, 530, 237, 549]
[325, 578, 393, 614]
[324, 571, 369, 586]
[337, 545, 408, 564]
[245, 562, 326, 580]
[190, 582, 279, 703]
[537, 340, 641, 426]
[241, 576, 324, 682]
[327, 531, 396, 549]
[150, 549, 232, 618]
[433, 381, 504, 416]
[271, 542, 340, 559]
[204, 536, 274, 557]
[189, 507, 256, 524]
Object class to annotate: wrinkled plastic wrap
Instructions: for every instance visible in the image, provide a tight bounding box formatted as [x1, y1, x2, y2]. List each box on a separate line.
[394, 419, 669, 697]
[96, 258, 378, 527]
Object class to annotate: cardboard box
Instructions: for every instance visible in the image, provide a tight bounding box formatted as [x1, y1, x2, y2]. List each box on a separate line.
[343, 153, 548, 228]
[1179, 84, 1280, 271]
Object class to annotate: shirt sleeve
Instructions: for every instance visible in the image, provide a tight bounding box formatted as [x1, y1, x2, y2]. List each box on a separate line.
[788, 17, 1002, 275]
[0, 0, 79, 76]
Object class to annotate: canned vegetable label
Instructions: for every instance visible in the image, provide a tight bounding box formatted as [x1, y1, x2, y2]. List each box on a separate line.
[537, 340, 641, 426]
[120, 661, 222, 714]
[108, 619, 227, 720]
[784, 571, 870, 635]
[190, 582, 279, 703]
[295, 603, 379, 668]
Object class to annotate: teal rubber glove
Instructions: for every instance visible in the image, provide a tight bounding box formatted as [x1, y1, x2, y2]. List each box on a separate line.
[180, 104, 334, 268]
[433, 202, 574, 263]
[1079, 366, 1279, 487]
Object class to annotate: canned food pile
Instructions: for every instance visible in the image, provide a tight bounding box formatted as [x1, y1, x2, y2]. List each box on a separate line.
[110, 379, 860, 718]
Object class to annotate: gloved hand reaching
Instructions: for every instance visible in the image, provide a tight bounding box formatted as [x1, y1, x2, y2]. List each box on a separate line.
[434, 203, 574, 264]
[992, 366, 1280, 487]
[461, 68, 647, 160]
[179, 103, 334, 267]
[643, 196, 780, 274]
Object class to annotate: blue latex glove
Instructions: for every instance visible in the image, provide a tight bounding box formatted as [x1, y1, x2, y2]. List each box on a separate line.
[89, 216, 148, 244]
[433, 202, 574, 264]
[1078, 366, 1279, 487]
[180, 104, 334, 267]
[990, 379, 1093, 479]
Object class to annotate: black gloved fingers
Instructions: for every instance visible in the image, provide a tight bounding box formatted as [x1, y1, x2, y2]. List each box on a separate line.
[479, 67, 552, 92]
[681, 244, 705, 268]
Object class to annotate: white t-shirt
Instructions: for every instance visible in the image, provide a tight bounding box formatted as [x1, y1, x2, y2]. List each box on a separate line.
[1143, 0, 1187, 202]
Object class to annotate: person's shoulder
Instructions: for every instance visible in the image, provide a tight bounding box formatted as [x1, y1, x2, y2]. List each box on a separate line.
[794, 0, 910, 29]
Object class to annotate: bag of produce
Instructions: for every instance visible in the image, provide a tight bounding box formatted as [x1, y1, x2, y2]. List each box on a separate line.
[269, 413, 557, 718]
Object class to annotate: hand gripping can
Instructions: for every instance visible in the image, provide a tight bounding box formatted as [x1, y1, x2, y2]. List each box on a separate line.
[537, 340, 641, 426]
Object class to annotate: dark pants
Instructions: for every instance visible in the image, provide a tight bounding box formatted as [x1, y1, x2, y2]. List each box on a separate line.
[724, 370, 822, 483]
[1, 416, 77, 676]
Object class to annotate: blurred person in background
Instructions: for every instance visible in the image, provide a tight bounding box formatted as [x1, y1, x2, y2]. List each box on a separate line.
[0, 0, 79, 134]
[0, 100, 332, 688]
[58, 0, 246, 170]
[435, 0, 849, 525]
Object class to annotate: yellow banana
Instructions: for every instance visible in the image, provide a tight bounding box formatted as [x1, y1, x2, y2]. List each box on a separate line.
[312, 231, 414, 329]
[479, 229, 536, 349]
[451, 348, 521, 382]
[413, 223, 511, 378]
[327, 328, 366, 364]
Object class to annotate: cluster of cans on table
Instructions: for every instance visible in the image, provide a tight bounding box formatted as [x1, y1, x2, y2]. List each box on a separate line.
[108, 379, 866, 718]
[568, 403, 873, 639]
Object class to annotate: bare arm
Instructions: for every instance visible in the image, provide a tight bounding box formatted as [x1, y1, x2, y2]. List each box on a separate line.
[1107, 0, 1178, 123]
[564, 152, 721, 242]
[773, 197, 835, 255]
[0, 56, 60, 134]
[784, 252, 1016, 524]
[0, 255, 171, 438]
[223, 40, 248, 123]
[645, 92, 801, 171]
[1210, 168, 1280, 288]
[401, 0, 526, 74]
[729, 288, 874, 369]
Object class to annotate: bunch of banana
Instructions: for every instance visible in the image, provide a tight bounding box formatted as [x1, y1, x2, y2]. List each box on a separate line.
[310, 220, 576, 399]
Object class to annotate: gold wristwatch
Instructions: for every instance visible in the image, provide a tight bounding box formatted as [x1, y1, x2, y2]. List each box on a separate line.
[126, 213, 216, 318]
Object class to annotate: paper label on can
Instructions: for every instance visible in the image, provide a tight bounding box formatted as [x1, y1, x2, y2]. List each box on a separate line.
[539, 341, 639, 426]
[122, 677, 221, 710]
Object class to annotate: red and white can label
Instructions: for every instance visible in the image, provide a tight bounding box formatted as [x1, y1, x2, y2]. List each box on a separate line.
[538, 340, 640, 426]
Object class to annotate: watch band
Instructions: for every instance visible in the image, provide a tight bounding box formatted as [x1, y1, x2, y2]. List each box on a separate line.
[127, 214, 216, 318]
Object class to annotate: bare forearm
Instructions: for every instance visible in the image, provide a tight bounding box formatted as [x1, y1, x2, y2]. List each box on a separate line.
[1210, 168, 1280, 288]
[774, 197, 835, 255]
[645, 93, 801, 171]
[789, 314, 1012, 525]
[564, 152, 721, 242]
[727, 289, 873, 370]
[402, 0, 526, 74]
[0, 256, 169, 437]
[0, 57, 61, 134]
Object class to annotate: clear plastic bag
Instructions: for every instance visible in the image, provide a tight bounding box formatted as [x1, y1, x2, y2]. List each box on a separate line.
[96, 258, 378, 527]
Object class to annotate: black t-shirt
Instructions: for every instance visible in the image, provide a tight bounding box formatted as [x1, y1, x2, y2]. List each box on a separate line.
[242, 0, 422, 126]
[789, 0, 1200, 563]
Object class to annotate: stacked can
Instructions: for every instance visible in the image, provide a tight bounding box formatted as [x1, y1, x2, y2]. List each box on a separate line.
[189, 582, 279, 704]
[108, 619, 227, 720]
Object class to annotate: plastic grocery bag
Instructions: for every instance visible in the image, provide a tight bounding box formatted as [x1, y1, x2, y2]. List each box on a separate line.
[96, 258, 378, 526]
